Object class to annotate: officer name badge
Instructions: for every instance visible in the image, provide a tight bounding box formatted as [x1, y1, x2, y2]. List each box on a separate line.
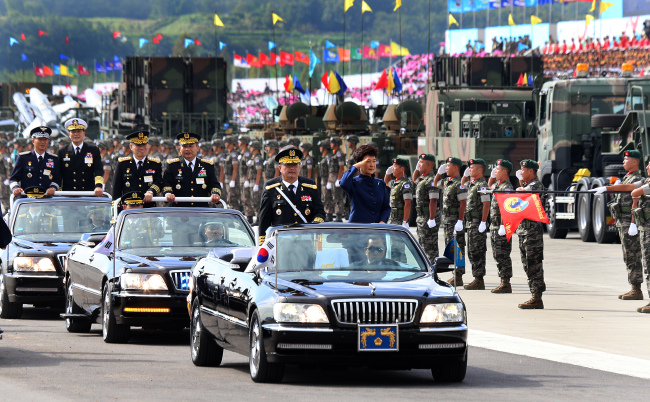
[64, 154, 70, 161]
[144, 176, 153, 183]
[43, 169, 51, 176]
[196, 178, 205, 184]
[85, 153, 93, 164]
[46, 160, 54, 168]
[301, 195, 312, 202]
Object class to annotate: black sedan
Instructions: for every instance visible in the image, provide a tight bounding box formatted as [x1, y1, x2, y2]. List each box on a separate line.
[189, 223, 467, 383]
[63, 207, 255, 343]
[0, 197, 112, 319]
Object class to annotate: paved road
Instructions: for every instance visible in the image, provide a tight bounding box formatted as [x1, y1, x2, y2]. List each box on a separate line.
[1, 231, 649, 400]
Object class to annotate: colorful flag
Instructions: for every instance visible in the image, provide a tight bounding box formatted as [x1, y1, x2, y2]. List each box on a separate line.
[387, 67, 395, 94]
[443, 238, 465, 267]
[9, 37, 18, 46]
[247, 236, 276, 271]
[38, 30, 48, 37]
[370, 40, 380, 49]
[394, 0, 401, 12]
[362, 1, 373, 13]
[260, 53, 270, 66]
[374, 69, 388, 90]
[600, 1, 613, 14]
[69, 65, 78, 76]
[284, 75, 295, 92]
[527, 73, 534, 86]
[328, 71, 340, 94]
[42, 65, 54, 76]
[531, 15, 542, 26]
[293, 76, 306, 94]
[344, 0, 354, 12]
[516, 73, 524, 87]
[508, 13, 516, 26]
[378, 43, 392, 57]
[152, 36, 160, 44]
[78, 64, 90, 75]
[156, 33, 163, 40]
[20, 33, 26, 40]
[351, 47, 363, 60]
[495, 193, 549, 241]
[113, 31, 120, 39]
[95, 62, 106, 73]
[139, 38, 148, 48]
[586, 14, 594, 26]
[280, 51, 294, 66]
[53, 65, 60, 75]
[60, 53, 68, 60]
[214, 12, 225, 27]
[309, 50, 321, 77]
[338, 48, 351, 62]
[363, 46, 379, 60]
[219, 41, 227, 50]
[247, 54, 261, 68]
[295, 51, 309, 64]
[449, 13, 459, 27]
[325, 40, 336, 48]
[21, 54, 27, 61]
[105, 61, 113, 72]
[272, 13, 284, 25]
[60, 64, 70, 76]
[113, 56, 122, 70]
[268, 41, 276, 50]
[93, 227, 115, 256]
[195, 38, 202, 46]
[390, 42, 410, 56]
[333, 71, 347, 96]
[324, 48, 340, 63]
[184, 38, 194, 48]
[522, 73, 528, 86]
[588, 0, 596, 12]
[391, 68, 402, 94]
[65, 36, 69, 46]
[321, 71, 330, 91]
[233, 54, 250, 68]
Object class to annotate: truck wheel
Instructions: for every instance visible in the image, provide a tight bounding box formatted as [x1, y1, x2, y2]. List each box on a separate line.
[603, 164, 626, 178]
[591, 114, 626, 129]
[593, 193, 617, 244]
[577, 193, 595, 242]
[545, 184, 568, 239]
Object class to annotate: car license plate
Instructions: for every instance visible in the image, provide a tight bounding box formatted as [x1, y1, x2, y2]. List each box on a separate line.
[358, 324, 399, 352]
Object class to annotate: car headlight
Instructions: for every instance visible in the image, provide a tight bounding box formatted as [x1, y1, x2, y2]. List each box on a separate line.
[121, 274, 168, 290]
[273, 303, 329, 323]
[14, 257, 56, 272]
[420, 303, 465, 323]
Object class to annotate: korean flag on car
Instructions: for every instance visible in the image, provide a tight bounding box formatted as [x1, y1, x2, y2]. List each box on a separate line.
[246, 236, 276, 272]
[92, 227, 114, 256]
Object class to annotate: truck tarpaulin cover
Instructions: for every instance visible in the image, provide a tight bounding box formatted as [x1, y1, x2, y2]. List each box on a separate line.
[495, 193, 549, 242]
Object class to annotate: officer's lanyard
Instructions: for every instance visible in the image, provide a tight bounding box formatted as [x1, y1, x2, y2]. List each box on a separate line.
[275, 187, 308, 223]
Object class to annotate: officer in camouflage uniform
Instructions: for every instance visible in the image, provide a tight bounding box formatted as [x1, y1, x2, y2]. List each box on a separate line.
[413, 153, 440, 262]
[328, 137, 346, 222]
[212, 139, 227, 202]
[264, 140, 279, 182]
[98, 141, 113, 196]
[489, 159, 515, 294]
[440, 157, 467, 286]
[461, 159, 491, 290]
[630, 159, 650, 313]
[387, 157, 413, 263]
[515, 160, 546, 309]
[224, 136, 242, 212]
[300, 142, 314, 180]
[344, 135, 359, 218]
[0, 139, 14, 213]
[318, 139, 334, 221]
[238, 135, 252, 218]
[246, 141, 263, 222]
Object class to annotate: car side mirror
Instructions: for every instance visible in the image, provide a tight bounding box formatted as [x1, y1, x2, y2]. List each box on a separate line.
[433, 256, 454, 273]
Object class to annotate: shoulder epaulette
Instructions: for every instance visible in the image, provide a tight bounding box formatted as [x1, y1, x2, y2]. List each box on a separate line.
[301, 183, 317, 189]
[200, 158, 214, 165]
[44, 213, 57, 218]
[118, 156, 132, 162]
[147, 156, 161, 163]
[167, 158, 180, 164]
[19, 151, 30, 155]
[266, 183, 282, 190]
[46, 152, 58, 158]
[18, 213, 27, 217]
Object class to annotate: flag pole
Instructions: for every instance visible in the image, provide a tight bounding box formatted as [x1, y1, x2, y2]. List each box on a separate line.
[308, 41, 312, 107]
[215, 11, 220, 138]
[398, 7, 403, 102]
[343, 5, 346, 78]
[361, 10, 364, 95]
[427, 0, 431, 86]
[272, 11, 279, 103]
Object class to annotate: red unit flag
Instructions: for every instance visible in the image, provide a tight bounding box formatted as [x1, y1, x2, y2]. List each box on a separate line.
[495, 193, 550, 241]
[34, 66, 45, 77]
[38, 30, 48, 37]
[280, 51, 294, 66]
[363, 46, 379, 60]
[247, 54, 261, 68]
[294, 51, 309, 64]
[21, 33, 26, 40]
[378, 44, 392, 58]
[78, 64, 90, 75]
[113, 31, 120, 39]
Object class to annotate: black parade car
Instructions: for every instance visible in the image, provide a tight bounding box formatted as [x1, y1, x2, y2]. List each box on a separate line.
[188, 223, 468, 383]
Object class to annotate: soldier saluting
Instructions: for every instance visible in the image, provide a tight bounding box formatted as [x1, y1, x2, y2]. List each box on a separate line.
[58, 118, 104, 196]
[10, 127, 61, 198]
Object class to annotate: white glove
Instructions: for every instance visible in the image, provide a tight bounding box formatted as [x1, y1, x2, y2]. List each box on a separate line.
[437, 164, 446, 174]
[219, 182, 223, 188]
[478, 221, 487, 233]
[416, 161, 422, 171]
[386, 166, 394, 175]
[498, 225, 506, 236]
[490, 168, 497, 178]
[401, 221, 409, 229]
[335, 180, 340, 187]
[516, 169, 523, 180]
[253, 184, 259, 192]
[614, 179, 621, 185]
[3, 179, 8, 185]
[629, 223, 639, 236]
[589, 186, 607, 195]
[229, 180, 235, 188]
[463, 167, 470, 177]
[427, 219, 436, 228]
[454, 220, 463, 232]
[326, 182, 332, 190]
[244, 180, 250, 188]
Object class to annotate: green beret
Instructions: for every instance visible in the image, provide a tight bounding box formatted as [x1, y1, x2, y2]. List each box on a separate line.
[419, 153, 435, 162]
[521, 159, 539, 170]
[446, 157, 462, 167]
[496, 159, 513, 171]
[468, 158, 486, 167]
[624, 150, 642, 160]
[393, 157, 409, 168]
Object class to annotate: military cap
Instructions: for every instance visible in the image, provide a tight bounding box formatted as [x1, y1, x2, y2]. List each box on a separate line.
[468, 158, 486, 166]
[98, 141, 109, 150]
[446, 156, 462, 167]
[419, 153, 435, 162]
[126, 130, 149, 145]
[177, 132, 201, 145]
[148, 137, 160, 146]
[86, 205, 107, 213]
[212, 139, 225, 148]
[121, 139, 131, 146]
[275, 145, 303, 164]
[288, 137, 301, 147]
[496, 159, 513, 171]
[624, 150, 642, 160]
[520, 159, 539, 170]
[16, 138, 28, 146]
[120, 191, 145, 206]
[30, 126, 52, 139]
[24, 186, 48, 198]
[393, 157, 409, 168]
[212, 133, 221, 141]
[278, 140, 289, 148]
[346, 134, 360, 144]
[0, 139, 7, 148]
[318, 139, 331, 149]
[367, 141, 379, 149]
[329, 136, 342, 146]
[224, 135, 237, 145]
[64, 118, 88, 131]
[265, 140, 279, 149]
[249, 140, 262, 150]
[200, 143, 211, 151]
[238, 135, 250, 144]
[300, 141, 313, 151]
[112, 134, 125, 140]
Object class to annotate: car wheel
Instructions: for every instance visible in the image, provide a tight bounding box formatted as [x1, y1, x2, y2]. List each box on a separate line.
[102, 282, 130, 343]
[0, 274, 23, 319]
[65, 280, 91, 333]
[190, 299, 223, 367]
[249, 310, 284, 383]
[431, 350, 467, 383]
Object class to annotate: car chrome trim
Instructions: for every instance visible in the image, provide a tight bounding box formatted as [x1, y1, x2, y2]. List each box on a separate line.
[6, 273, 62, 279]
[419, 324, 468, 332]
[200, 306, 249, 328]
[169, 270, 192, 291]
[15, 287, 59, 292]
[331, 298, 418, 325]
[116, 292, 174, 298]
[262, 324, 334, 332]
[71, 283, 102, 296]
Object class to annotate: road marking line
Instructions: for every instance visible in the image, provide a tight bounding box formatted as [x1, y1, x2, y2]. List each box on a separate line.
[469, 329, 650, 379]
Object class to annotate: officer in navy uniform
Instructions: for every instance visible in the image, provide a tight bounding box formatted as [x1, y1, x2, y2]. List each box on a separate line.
[10, 127, 61, 198]
[258, 146, 325, 245]
[163, 132, 221, 207]
[111, 131, 163, 207]
[58, 118, 104, 195]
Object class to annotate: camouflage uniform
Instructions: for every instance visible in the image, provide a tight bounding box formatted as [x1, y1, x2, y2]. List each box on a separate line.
[215, 149, 228, 203]
[465, 177, 491, 278]
[388, 176, 413, 263]
[415, 172, 440, 262]
[442, 175, 468, 274]
[264, 153, 278, 182]
[329, 147, 346, 218]
[247, 152, 264, 215]
[516, 178, 546, 294]
[490, 179, 514, 278]
[633, 178, 650, 300]
[319, 150, 334, 216]
[225, 148, 241, 212]
[239, 147, 253, 216]
[610, 170, 643, 287]
[101, 152, 113, 196]
[0, 145, 13, 213]
[300, 153, 314, 180]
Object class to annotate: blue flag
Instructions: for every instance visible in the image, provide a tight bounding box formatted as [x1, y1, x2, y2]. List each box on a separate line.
[391, 68, 402, 94]
[9, 37, 18, 46]
[323, 48, 339, 63]
[527, 73, 534, 86]
[293, 76, 306, 94]
[219, 41, 227, 50]
[105, 61, 113, 72]
[309, 49, 321, 77]
[518, 42, 530, 52]
[325, 40, 336, 48]
[268, 41, 276, 50]
[21, 54, 27, 61]
[113, 55, 122, 70]
[443, 238, 465, 267]
[53, 65, 60, 75]
[184, 38, 194, 48]
[139, 38, 148, 48]
[334, 71, 347, 96]
[95, 62, 106, 73]
[59, 53, 69, 60]
[370, 41, 380, 49]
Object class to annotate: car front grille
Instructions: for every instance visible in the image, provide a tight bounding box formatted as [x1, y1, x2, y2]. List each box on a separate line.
[331, 299, 418, 325]
[57, 254, 67, 270]
[169, 270, 191, 291]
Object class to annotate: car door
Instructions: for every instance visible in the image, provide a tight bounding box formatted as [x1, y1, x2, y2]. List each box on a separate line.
[226, 268, 255, 351]
[66, 245, 92, 309]
[196, 259, 226, 341]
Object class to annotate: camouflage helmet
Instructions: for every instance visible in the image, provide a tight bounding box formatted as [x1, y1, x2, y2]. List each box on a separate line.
[200, 143, 211, 151]
[329, 136, 342, 146]
[288, 137, 301, 147]
[318, 139, 331, 149]
[345, 134, 359, 144]
[224, 135, 237, 145]
[237, 135, 250, 144]
[0, 139, 7, 148]
[265, 140, 279, 149]
[98, 141, 109, 150]
[212, 139, 225, 148]
[278, 140, 289, 148]
[249, 140, 262, 150]
[300, 141, 313, 151]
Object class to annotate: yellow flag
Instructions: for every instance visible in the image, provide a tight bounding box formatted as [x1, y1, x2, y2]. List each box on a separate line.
[449, 13, 459, 27]
[586, 14, 595, 26]
[508, 13, 516, 26]
[530, 15, 542, 26]
[600, 1, 614, 14]
[589, 0, 596, 12]
[394, 0, 401, 12]
[328, 71, 340, 94]
[523, 73, 528, 86]
[391, 42, 410, 56]
[60, 64, 70, 76]
[214, 13, 224, 27]
[387, 67, 395, 94]
[345, 0, 354, 12]
[272, 13, 284, 25]
[361, 1, 373, 13]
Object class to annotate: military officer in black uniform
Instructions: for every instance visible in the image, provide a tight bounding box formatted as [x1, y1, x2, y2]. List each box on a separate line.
[10, 127, 61, 198]
[111, 131, 163, 206]
[58, 118, 104, 195]
[163, 132, 221, 207]
[258, 146, 325, 245]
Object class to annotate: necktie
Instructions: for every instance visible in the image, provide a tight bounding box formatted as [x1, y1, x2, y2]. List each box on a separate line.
[75, 146, 80, 155]
[38, 155, 43, 167]
[137, 161, 143, 171]
[188, 162, 193, 172]
[288, 184, 296, 203]
[288, 184, 295, 194]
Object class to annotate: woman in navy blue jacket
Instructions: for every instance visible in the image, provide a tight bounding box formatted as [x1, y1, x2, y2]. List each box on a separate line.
[340, 144, 391, 223]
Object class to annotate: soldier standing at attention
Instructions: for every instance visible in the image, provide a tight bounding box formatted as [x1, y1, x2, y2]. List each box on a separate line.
[246, 141, 263, 223]
[345, 135, 359, 169]
[58, 118, 104, 195]
[10, 127, 61, 198]
[318, 139, 334, 221]
[0, 139, 14, 213]
[459, 159, 491, 290]
[489, 159, 515, 294]
[516, 159, 546, 309]
[412, 153, 440, 262]
[264, 140, 279, 182]
[299, 142, 314, 180]
[98, 141, 113, 196]
[213, 139, 227, 202]
[385, 157, 413, 262]
[629, 159, 650, 313]
[440, 157, 467, 287]
[238, 135, 252, 216]
[329, 137, 346, 222]
[224, 136, 241, 212]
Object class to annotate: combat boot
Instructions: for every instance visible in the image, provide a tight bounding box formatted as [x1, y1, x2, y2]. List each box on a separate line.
[619, 284, 644, 300]
[518, 293, 544, 309]
[463, 277, 485, 290]
[636, 302, 650, 313]
[491, 278, 512, 293]
[447, 274, 463, 287]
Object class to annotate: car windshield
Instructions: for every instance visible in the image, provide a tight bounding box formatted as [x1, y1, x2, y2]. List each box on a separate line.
[117, 210, 254, 256]
[273, 228, 428, 282]
[13, 200, 112, 242]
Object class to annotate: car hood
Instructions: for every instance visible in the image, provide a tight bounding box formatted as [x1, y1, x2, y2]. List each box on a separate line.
[117, 254, 199, 270]
[13, 239, 75, 255]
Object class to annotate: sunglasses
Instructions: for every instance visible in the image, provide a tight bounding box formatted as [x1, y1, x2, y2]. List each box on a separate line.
[365, 246, 385, 253]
